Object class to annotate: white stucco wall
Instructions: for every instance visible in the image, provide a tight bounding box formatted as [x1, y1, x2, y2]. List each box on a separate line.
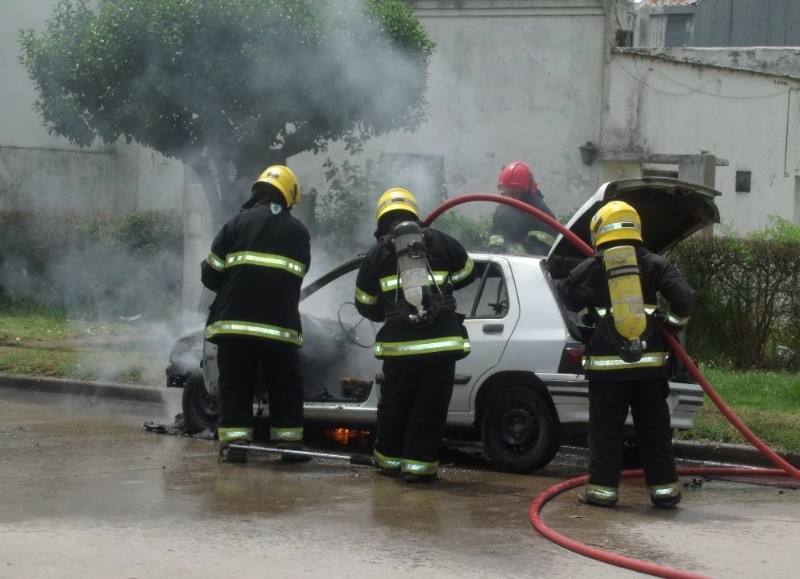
[601, 51, 800, 232]
[0, 0, 184, 214]
[293, 0, 609, 222]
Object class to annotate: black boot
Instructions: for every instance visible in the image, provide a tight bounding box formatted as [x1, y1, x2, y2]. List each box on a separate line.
[276, 441, 313, 463]
[649, 482, 682, 508]
[219, 441, 250, 463]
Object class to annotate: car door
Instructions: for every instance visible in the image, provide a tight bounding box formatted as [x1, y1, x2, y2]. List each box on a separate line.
[449, 255, 520, 411]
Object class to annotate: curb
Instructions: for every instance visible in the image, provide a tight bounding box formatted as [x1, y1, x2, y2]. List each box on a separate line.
[2, 374, 798, 471]
[0, 374, 165, 405]
[673, 439, 800, 469]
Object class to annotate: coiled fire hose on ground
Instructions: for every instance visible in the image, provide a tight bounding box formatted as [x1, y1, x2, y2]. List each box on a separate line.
[424, 194, 800, 579]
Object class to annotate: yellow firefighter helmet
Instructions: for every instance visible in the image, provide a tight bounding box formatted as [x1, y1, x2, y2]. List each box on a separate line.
[251, 165, 300, 208]
[590, 201, 642, 248]
[376, 188, 420, 221]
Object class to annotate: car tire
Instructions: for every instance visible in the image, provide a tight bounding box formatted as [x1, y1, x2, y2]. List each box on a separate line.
[181, 374, 219, 434]
[480, 386, 561, 473]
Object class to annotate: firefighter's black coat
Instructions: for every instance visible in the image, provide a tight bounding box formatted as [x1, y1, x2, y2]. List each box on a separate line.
[556, 244, 696, 381]
[490, 189, 557, 254]
[201, 203, 311, 343]
[355, 225, 476, 357]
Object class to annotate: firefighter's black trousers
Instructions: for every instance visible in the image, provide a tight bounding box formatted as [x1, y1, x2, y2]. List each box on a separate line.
[587, 376, 677, 488]
[375, 356, 456, 465]
[216, 337, 304, 433]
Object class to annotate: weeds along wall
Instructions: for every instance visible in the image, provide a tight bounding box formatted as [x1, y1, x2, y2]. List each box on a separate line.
[0, 210, 183, 320]
[672, 235, 800, 371]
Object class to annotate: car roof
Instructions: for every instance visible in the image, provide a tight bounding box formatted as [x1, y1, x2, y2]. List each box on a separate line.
[546, 177, 720, 277]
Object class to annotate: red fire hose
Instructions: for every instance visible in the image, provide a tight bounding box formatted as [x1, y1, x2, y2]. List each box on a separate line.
[425, 193, 800, 578]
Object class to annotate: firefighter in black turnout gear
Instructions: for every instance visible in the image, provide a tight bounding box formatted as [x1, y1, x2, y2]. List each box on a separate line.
[201, 165, 311, 464]
[488, 161, 558, 255]
[355, 188, 476, 483]
[556, 201, 696, 508]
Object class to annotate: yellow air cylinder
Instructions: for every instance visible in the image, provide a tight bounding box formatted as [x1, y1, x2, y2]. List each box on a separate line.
[602, 245, 647, 341]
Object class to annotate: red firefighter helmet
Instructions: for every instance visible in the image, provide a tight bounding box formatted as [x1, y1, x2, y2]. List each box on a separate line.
[497, 161, 538, 195]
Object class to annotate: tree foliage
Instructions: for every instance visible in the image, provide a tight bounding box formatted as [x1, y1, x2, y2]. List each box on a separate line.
[18, 0, 434, 223]
[306, 158, 378, 260]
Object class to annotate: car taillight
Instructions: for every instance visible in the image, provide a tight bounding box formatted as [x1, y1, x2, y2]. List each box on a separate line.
[558, 343, 585, 374]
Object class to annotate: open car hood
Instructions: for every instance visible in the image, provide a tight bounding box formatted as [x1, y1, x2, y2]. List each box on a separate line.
[545, 177, 720, 277]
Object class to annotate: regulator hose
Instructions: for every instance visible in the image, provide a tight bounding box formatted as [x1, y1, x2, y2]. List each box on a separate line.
[424, 193, 800, 578]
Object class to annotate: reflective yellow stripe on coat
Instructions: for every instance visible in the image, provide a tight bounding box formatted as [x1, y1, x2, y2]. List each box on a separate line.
[378, 271, 448, 293]
[355, 287, 378, 305]
[374, 336, 470, 358]
[205, 320, 303, 346]
[205, 251, 307, 278]
[224, 251, 307, 277]
[451, 257, 474, 284]
[583, 352, 669, 371]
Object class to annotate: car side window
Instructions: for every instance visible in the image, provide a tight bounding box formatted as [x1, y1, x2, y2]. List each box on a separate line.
[455, 261, 509, 319]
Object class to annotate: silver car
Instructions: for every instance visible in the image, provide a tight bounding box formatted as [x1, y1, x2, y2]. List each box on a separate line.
[165, 177, 719, 472]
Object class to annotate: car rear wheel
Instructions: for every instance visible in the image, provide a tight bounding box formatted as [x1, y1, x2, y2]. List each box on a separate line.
[480, 386, 561, 473]
[182, 375, 219, 434]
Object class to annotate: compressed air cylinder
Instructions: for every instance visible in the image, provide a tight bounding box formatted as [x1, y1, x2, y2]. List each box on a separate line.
[392, 221, 429, 311]
[602, 245, 647, 341]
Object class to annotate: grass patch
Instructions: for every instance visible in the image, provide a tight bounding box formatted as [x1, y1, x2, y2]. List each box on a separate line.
[0, 298, 69, 342]
[0, 301, 173, 386]
[674, 366, 800, 454]
[0, 345, 159, 384]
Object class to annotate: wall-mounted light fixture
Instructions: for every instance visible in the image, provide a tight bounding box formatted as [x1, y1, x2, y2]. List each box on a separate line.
[579, 141, 599, 166]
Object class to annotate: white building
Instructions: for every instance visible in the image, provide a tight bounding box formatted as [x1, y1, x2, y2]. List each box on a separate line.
[2, 0, 799, 311]
[602, 47, 800, 230]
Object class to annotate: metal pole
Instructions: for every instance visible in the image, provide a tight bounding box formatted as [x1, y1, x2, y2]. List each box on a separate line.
[229, 443, 374, 466]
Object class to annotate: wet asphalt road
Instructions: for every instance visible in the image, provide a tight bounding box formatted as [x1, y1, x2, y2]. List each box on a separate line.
[0, 384, 798, 578]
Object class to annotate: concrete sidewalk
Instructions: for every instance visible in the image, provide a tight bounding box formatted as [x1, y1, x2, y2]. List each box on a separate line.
[2, 372, 799, 469]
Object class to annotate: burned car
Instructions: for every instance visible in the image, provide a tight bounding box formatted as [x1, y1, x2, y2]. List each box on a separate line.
[166, 177, 719, 472]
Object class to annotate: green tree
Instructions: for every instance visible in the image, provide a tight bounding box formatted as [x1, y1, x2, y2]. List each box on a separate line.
[18, 0, 434, 225]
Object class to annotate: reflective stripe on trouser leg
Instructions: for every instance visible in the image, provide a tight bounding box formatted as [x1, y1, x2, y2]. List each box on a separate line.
[374, 448, 402, 471]
[401, 458, 438, 476]
[583, 484, 619, 505]
[218, 427, 253, 444]
[648, 482, 681, 500]
[270, 427, 303, 442]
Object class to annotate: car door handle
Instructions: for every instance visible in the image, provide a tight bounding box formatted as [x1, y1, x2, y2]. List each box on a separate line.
[453, 374, 472, 385]
[482, 324, 504, 334]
